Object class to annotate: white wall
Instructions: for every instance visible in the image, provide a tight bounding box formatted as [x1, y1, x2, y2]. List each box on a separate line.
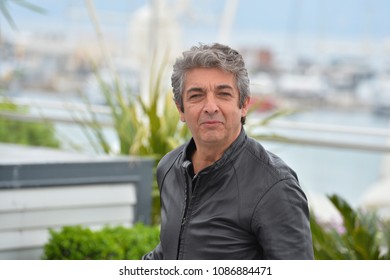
[0, 183, 137, 260]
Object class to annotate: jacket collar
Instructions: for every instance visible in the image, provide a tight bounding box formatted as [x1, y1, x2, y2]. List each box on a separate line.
[181, 127, 247, 174]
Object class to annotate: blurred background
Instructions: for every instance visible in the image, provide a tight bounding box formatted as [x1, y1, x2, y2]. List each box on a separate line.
[1, 0, 390, 221]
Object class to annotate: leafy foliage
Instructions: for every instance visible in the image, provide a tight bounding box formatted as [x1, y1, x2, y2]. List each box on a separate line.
[81, 65, 190, 159]
[0, 100, 60, 148]
[311, 194, 390, 259]
[77, 66, 190, 224]
[42, 223, 160, 260]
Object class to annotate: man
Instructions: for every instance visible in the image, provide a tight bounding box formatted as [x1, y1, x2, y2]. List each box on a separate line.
[143, 43, 314, 260]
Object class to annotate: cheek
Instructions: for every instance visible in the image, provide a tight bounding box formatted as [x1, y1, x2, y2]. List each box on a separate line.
[182, 105, 198, 120]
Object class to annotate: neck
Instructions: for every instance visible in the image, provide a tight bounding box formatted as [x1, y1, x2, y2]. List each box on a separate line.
[190, 128, 243, 174]
[192, 146, 224, 175]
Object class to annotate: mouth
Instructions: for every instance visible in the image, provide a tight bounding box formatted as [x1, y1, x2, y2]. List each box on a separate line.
[201, 120, 223, 127]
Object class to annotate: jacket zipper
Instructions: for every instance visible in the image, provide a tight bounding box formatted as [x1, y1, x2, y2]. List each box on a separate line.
[176, 169, 200, 259]
[176, 167, 190, 259]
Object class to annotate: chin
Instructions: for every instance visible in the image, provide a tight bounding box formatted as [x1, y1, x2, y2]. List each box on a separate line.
[200, 134, 225, 145]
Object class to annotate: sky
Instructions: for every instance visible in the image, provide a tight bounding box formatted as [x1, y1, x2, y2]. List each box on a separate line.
[2, 0, 390, 64]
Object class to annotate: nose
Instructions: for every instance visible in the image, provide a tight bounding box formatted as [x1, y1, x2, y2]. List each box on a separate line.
[203, 94, 219, 114]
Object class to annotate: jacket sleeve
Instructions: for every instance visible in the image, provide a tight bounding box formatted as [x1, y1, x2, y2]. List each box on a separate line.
[142, 242, 164, 260]
[252, 178, 314, 260]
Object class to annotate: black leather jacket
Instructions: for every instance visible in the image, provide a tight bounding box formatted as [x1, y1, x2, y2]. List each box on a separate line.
[143, 128, 314, 260]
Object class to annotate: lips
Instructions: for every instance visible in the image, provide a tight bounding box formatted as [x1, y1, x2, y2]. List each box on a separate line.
[200, 120, 223, 128]
[203, 120, 221, 125]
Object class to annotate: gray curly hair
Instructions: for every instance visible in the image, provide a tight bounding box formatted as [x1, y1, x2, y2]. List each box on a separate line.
[171, 43, 250, 124]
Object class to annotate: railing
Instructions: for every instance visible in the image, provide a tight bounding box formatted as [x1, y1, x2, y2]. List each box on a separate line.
[257, 120, 390, 153]
[2, 96, 390, 153]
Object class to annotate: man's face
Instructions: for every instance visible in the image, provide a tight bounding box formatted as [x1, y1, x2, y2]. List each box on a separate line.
[178, 67, 250, 150]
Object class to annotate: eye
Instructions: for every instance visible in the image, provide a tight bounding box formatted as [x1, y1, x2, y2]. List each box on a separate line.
[188, 93, 203, 101]
[218, 92, 232, 97]
[190, 94, 200, 99]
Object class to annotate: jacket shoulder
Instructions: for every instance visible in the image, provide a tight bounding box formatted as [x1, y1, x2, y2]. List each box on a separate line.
[243, 137, 298, 181]
[156, 143, 185, 190]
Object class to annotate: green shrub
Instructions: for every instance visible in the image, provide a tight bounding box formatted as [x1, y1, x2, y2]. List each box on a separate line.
[42, 223, 160, 260]
[0, 100, 60, 148]
[311, 194, 390, 259]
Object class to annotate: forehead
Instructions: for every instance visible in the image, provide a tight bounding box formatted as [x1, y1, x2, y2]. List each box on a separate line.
[184, 68, 236, 87]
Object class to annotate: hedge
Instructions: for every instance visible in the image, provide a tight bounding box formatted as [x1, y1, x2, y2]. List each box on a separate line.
[42, 223, 160, 260]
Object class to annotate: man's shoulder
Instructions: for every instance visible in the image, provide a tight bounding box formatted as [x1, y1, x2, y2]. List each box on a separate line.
[159, 143, 186, 166]
[243, 136, 298, 181]
[156, 143, 186, 189]
[243, 136, 273, 164]
[156, 143, 186, 180]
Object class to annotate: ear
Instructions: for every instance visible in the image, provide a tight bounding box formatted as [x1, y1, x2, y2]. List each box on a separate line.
[241, 97, 251, 118]
[176, 103, 186, 122]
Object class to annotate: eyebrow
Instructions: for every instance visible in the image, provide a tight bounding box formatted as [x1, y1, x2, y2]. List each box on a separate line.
[216, 84, 234, 91]
[186, 84, 234, 94]
[186, 87, 204, 94]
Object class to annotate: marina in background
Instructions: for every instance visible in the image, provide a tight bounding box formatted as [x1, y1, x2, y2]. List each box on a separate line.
[1, 0, 390, 221]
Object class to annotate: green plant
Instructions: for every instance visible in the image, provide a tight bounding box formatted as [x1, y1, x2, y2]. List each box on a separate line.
[310, 194, 390, 259]
[76, 66, 190, 224]
[42, 223, 160, 260]
[81, 64, 190, 157]
[101, 224, 160, 260]
[0, 100, 60, 148]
